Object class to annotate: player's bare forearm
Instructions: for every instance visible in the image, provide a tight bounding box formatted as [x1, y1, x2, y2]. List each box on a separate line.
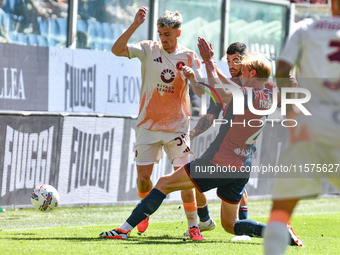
[215, 64, 231, 84]
[191, 113, 216, 139]
[216, 65, 229, 81]
[112, 7, 147, 57]
[111, 23, 139, 57]
[205, 59, 232, 104]
[190, 79, 205, 98]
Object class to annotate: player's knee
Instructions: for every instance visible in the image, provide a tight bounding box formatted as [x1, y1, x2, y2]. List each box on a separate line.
[221, 220, 235, 234]
[155, 176, 172, 193]
[157, 176, 167, 186]
[137, 174, 151, 184]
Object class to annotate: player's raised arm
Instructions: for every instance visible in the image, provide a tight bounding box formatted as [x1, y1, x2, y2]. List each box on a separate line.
[111, 7, 148, 57]
[182, 65, 219, 140]
[198, 37, 234, 104]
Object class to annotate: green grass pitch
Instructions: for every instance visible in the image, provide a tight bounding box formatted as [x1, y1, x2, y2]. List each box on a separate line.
[0, 197, 339, 254]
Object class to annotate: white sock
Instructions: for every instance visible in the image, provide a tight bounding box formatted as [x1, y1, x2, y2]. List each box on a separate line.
[185, 210, 198, 229]
[263, 222, 290, 255]
[120, 221, 133, 232]
[200, 218, 211, 225]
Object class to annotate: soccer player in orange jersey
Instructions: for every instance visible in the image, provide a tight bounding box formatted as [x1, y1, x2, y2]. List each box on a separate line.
[109, 7, 205, 239]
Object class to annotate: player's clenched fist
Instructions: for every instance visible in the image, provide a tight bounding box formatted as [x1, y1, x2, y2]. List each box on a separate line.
[182, 66, 195, 80]
[134, 7, 148, 26]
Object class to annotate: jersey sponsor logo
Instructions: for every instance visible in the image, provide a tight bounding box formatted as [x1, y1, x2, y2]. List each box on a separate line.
[160, 69, 175, 83]
[0, 68, 26, 100]
[314, 20, 340, 30]
[67, 127, 114, 193]
[234, 147, 251, 157]
[153, 57, 162, 63]
[1, 126, 55, 197]
[259, 99, 272, 109]
[64, 63, 96, 112]
[157, 84, 174, 93]
[176, 61, 185, 71]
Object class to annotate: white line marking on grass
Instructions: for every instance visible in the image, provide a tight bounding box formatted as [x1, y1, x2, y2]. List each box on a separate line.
[2, 212, 339, 232]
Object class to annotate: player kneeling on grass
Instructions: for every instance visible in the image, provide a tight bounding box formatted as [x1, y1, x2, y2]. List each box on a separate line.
[99, 39, 303, 246]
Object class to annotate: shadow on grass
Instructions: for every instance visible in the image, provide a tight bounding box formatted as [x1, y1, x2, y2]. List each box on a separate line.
[0, 234, 262, 246]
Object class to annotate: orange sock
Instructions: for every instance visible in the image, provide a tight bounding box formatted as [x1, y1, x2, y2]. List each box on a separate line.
[138, 190, 151, 199]
[183, 202, 197, 228]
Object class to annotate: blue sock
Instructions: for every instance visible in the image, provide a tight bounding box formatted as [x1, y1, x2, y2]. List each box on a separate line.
[126, 188, 166, 228]
[234, 219, 266, 237]
[239, 206, 248, 220]
[197, 205, 210, 222]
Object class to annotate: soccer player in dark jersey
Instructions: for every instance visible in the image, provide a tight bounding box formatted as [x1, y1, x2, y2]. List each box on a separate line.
[185, 42, 249, 238]
[189, 42, 294, 238]
[98, 38, 301, 245]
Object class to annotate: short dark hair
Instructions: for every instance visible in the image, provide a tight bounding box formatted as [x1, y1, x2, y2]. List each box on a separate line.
[226, 42, 247, 56]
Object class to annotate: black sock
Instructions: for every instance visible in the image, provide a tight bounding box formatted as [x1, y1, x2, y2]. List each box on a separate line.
[126, 188, 166, 228]
[239, 206, 248, 220]
[234, 219, 266, 237]
[197, 204, 210, 222]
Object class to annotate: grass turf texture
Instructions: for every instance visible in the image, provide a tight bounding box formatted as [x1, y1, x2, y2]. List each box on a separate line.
[0, 197, 339, 254]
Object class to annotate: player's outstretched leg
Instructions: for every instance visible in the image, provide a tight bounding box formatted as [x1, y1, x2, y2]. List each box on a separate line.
[100, 166, 203, 241]
[99, 188, 166, 240]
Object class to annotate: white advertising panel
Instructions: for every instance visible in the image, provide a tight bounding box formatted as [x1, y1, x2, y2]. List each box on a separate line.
[58, 117, 124, 205]
[49, 48, 141, 116]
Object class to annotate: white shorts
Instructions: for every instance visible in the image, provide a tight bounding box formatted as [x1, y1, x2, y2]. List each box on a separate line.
[271, 141, 340, 200]
[134, 126, 193, 166]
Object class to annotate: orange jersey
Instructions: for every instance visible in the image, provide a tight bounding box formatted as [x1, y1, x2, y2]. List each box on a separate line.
[128, 41, 203, 132]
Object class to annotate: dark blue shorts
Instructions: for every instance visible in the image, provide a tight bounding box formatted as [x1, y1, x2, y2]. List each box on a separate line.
[184, 157, 249, 204]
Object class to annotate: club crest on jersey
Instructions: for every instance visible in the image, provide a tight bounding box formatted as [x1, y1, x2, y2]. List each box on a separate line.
[161, 69, 175, 83]
[176, 61, 185, 71]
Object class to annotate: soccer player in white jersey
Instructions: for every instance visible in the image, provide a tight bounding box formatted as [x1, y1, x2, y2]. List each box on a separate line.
[110, 7, 205, 240]
[263, 0, 340, 254]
